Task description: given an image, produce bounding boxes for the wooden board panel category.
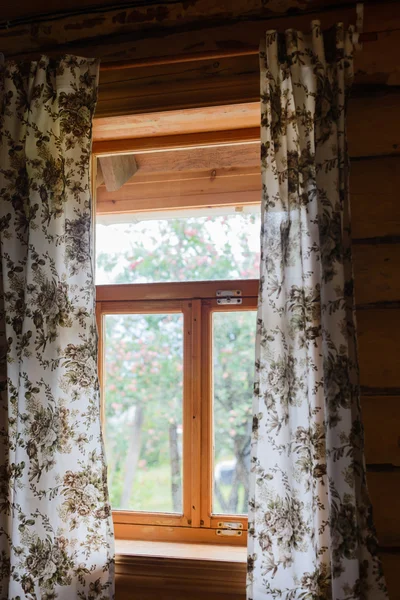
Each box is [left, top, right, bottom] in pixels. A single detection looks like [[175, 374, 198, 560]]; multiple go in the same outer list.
[[93, 103, 259, 141], [347, 91, 400, 159], [368, 472, 400, 547], [96, 169, 261, 213], [351, 156, 400, 240], [96, 55, 260, 117], [363, 396, 400, 465], [94, 28, 400, 118], [357, 309, 400, 390], [115, 548, 400, 600], [96, 142, 260, 175], [116, 553, 246, 600], [381, 552, 400, 600], [94, 90, 400, 165], [2, 1, 399, 65], [96, 59, 400, 120], [2, 0, 371, 26], [353, 244, 400, 305], [0, 2, 387, 57]]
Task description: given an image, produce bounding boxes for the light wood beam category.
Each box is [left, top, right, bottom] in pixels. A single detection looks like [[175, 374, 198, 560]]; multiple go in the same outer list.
[[98, 154, 138, 191]]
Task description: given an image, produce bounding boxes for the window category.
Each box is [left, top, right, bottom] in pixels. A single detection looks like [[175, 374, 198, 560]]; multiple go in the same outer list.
[[94, 122, 260, 544]]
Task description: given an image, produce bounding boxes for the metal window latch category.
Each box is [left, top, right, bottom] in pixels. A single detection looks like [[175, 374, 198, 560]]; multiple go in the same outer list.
[[216, 290, 242, 305], [216, 521, 243, 537]]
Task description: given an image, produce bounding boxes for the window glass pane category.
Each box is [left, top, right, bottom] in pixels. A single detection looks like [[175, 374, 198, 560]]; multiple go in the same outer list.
[[212, 310, 256, 515], [104, 313, 183, 513], [96, 207, 260, 285]]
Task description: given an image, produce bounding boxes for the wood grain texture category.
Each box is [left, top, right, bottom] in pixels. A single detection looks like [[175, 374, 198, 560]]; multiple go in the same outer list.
[[0, 1, 388, 60], [1, 0, 364, 27], [95, 61, 400, 119], [353, 244, 400, 305], [116, 553, 246, 599], [2, 2, 400, 119], [351, 156, 400, 240], [113, 543, 399, 600], [94, 91, 400, 160], [348, 91, 400, 158], [98, 154, 138, 191], [381, 552, 400, 600], [368, 472, 400, 547], [363, 396, 400, 465], [93, 103, 259, 141], [357, 309, 400, 389]]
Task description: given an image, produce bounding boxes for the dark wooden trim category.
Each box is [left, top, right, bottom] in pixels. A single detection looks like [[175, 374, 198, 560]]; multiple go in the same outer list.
[[356, 301, 400, 311], [361, 387, 400, 397], [380, 546, 400, 554], [353, 235, 400, 245], [366, 464, 400, 472]]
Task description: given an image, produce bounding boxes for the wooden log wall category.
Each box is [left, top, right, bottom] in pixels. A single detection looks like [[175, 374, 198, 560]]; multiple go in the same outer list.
[[1, 0, 400, 598]]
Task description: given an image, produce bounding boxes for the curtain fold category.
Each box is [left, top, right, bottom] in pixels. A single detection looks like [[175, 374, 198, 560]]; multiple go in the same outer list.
[[248, 23, 388, 599], [0, 55, 114, 599]]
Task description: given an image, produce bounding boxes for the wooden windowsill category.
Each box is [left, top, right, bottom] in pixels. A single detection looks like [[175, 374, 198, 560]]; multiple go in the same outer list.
[[115, 538, 247, 563]]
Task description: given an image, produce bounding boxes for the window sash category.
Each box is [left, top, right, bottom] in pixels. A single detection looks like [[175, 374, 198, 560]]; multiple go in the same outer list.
[[96, 283, 257, 544]]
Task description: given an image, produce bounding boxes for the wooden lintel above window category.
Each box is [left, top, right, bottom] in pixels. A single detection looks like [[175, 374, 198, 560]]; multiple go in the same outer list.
[[93, 103, 259, 144]]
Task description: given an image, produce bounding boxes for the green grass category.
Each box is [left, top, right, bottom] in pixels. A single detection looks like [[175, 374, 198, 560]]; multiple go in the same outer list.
[[110, 463, 180, 513], [109, 462, 247, 515]]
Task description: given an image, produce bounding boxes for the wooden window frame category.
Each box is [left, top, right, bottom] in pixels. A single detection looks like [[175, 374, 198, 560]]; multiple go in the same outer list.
[[93, 132, 260, 545], [96, 285, 258, 545]]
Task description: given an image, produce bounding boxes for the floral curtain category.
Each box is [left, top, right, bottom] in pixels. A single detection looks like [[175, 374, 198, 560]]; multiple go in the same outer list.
[[0, 56, 114, 598], [248, 23, 388, 599]]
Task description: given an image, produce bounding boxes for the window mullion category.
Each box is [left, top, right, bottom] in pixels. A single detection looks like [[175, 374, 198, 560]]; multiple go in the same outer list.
[[188, 299, 202, 528], [200, 300, 213, 529]]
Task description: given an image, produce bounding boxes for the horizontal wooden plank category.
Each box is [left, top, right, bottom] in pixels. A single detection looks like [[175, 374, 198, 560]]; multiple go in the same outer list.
[[354, 244, 400, 305], [96, 165, 261, 212], [2, 2, 399, 65], [94, 91, 400, 177], [96, 142, 259, 174], [116, 552, 246, 600], [114, 547, 400, 600], [115, 546, 400, 600], [368, 472, 400, 547], [351, 156, 400, 239], [93, 103, 259, 142], [96, 190, 260, 215], [93, 28, 400, 118], [358, 309, 400, 389], [363, 396, 400, 466], [347, 91, 400, 158], [0, 2, 389, 60], [1, 0, 370, 27]]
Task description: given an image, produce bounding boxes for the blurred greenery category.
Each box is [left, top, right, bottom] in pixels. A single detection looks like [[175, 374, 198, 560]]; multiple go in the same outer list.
[[98, 214, 259, 514]]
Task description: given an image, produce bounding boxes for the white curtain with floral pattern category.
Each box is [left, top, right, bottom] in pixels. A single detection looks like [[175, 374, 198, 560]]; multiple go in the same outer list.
[[0, 56, 114, 599], [248, 23, 389, 599]]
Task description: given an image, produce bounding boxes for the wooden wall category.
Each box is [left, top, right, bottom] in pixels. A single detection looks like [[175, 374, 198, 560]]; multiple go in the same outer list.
[[1, 0, 400, 598]]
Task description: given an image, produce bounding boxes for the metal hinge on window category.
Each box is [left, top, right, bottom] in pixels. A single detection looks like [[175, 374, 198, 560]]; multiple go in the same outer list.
[[216, 290, 242, 305], [216, 521, 243, 537]]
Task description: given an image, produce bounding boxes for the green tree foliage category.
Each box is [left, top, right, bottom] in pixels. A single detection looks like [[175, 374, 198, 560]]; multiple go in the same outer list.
[[97, 214, 259, 514]]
